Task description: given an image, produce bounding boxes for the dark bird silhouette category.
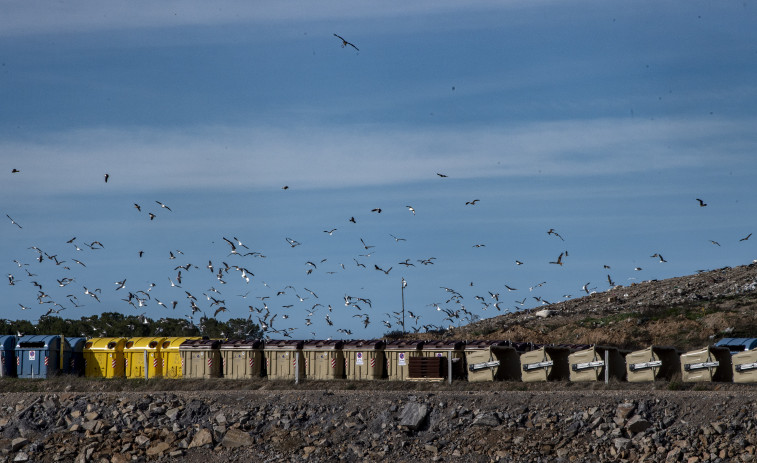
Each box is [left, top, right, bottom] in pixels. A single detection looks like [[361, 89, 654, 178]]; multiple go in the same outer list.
[[651, 253, 667, 263], [710, 240, 721, 246], [437, 173, 448, 178], [465, 199, 480, 205], [324, 228, 337, 235], [6, 214, 21, 229], [607, 274, 615, 286], [389, 234, 406, 242], [696, 198, 707, 207], [349, 217, 356, 223], [374, 264, 392, 275], [547, 228, 564, 241], [104, 173, 109, 183], [155, 200, 172, 211], [285, 237, 301, 248], [740, 233, 752, 242], [371, 208, 382, 213], [282, 185, 289, 190], [12, 169, 20, 173], [549, 252, 564, 266], [334, 33, 359, 51]]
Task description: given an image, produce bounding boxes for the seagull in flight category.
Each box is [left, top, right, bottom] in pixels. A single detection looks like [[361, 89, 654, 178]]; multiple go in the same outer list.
[[547, 228, 564, 241], [549, 252, 564, 266], [333, 33, 359, 51], [740, 233, 752, 242], [285, 237, 301, 247], [389, 234, 406, 242], [406, 206, 416, 215], [324, 228, 337, 235], [155, 201, 172, 211], [104, 173, 109, 183], [6, 214, 21, 228], [709, 240, 721, 246], [696, 198, 707, 207], [465, 199, 480, 206]]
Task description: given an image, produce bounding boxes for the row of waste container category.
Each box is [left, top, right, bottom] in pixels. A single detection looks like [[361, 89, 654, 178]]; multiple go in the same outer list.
[[2, 335, 757, 383]]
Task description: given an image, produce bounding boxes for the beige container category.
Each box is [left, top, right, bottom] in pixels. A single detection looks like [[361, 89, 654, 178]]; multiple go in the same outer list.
[[343, 340, 385, 380], [568, 346, 626, 382], [180, 339, 222, 379], [385, 340, 424, 381], [625, 346, 680, 382], [680, 346, 732, 383], [264, 340, 305, 380], [303, 340, 345, 380], [520, 346, 570, 382], [420, 340, 466, 379], [123, 337, 166, 379], [464, 340, 521, 382], [732, 349, 757, 383], [220, 339, 263, 379]]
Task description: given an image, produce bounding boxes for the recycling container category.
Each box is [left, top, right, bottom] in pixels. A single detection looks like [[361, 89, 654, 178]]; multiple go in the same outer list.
[[385, 340, 424, 381], [464, 340, 521, 382], [303, 340, 345, 380], [124, 337, 166, 379], [64, 337, 87, 376], [264, 340, 305, 380], [343, 340, 385, 380], [420, 340, 466, 379], [568, 345, 626, 382], [219, 339, 263, 379], [160, 337, 199, 378], [83, 338, 126, 378], [680, 345, 732, 383], [714, 337, 757, 352], [625, 346, 680, 382], [16, 335, 64, 378], [181, 339, 223, 379], [0, 335, 16, 378], [732, 348, 757, 383], [520, 345, 571, 382]]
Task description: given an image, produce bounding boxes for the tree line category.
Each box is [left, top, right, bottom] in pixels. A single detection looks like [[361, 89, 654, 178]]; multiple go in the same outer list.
[[0, 312, 261, 340]]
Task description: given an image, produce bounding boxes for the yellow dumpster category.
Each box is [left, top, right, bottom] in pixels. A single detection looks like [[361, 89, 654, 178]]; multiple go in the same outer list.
[[124, 337, 166, 379], [568, 345, 626, 382], [160, 337, 200, 378], [181, 339, 223, 379], [83, 337, 126, 378], [264, 340, 305, 380], [220, 339, 263, 379], [303, 340, 345, 380], [343, 340, 385, 380]]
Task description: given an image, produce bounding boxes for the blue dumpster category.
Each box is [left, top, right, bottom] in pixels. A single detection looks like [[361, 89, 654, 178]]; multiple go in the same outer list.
[[16, 335, 64, 378], [64, 337, 87, 376], [0, 335, 16, 377]]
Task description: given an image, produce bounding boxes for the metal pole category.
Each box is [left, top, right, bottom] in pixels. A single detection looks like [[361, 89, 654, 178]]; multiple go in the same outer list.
[[448, 350, 452, 385], [604, 350, 609, 384], [295, 354, 299, 385], [401, 278, 406, 335], [144, 350, 149, 380]]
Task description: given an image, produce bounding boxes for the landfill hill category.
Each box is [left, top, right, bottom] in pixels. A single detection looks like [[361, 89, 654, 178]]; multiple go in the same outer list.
[[411, 262, 757, 353]]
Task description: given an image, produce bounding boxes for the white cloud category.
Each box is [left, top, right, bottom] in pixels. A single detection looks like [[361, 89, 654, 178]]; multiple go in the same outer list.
[[3, 116, 753, 196]]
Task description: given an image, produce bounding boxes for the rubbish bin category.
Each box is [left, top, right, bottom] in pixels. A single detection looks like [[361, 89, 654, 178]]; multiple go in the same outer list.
[[714, 337, 757, 352], [0, 335, 16, 378], [64, 337, 87, 376], [385, 340, 424, 381], [520, 345, 571, 382], [464, 340, 521, 382], [124, 337, 166, 379], [303, 340, 345, 380], [732, 349, 757, 383], [568, 345, 626, 382], [625, 346, 680, 382], [16, 335, 65, 378], [160, 337, 200, 378], [83, 338, 126, 378], [680, 345, 733, 383], [420, 340, 466, 379], [219, 339, 263, 379], [181, 339, 223, 379], [264, 340, 305, 380], [343, 340, 385, 380]]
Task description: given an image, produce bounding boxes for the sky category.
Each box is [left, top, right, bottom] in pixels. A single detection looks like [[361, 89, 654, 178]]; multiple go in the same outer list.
[[2, 0, 757, 340]]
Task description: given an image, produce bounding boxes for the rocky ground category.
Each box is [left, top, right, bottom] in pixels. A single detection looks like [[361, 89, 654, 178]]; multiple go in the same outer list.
[[2, 263, 757, 462], [3, 388, 757, 462]]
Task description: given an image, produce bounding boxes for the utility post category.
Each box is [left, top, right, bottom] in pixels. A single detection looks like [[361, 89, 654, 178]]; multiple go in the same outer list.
[[401, 278, 407, 335]]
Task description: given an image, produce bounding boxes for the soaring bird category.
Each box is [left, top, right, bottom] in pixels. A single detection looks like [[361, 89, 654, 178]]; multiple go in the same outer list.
[[465, 199, 480, 205], [333, 33, 359, 51], [696, 198, 707, 207], [11, 168, 20, 173], [389, 234, 406, 242], [437, 173, 448, 178], [547, 229, 564, 241], [155, 200, 172, 211], [710, 240, 721, 246], [285, 237, 301, 247], [104, 173, 109, 183], [6, 214, 22, 229], [549, 252, 564, 266], [406, 206, 416, 215], [651, 253, 667, 263], [324, 228, 337, 235], [740, 233, 752, 242]]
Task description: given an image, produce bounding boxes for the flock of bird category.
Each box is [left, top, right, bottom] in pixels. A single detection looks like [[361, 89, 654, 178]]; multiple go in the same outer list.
[[5, 158, 752, 340], [3, 33, 754, 340]]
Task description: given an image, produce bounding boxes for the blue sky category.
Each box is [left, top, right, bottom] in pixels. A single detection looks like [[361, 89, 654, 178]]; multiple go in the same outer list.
[[2, 0, 756, 339]]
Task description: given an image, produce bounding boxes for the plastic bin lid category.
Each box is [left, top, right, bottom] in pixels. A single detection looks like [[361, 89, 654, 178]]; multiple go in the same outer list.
[[218, 339, 262, 349], [0, 335, 17, 349], [263, 340, 304, 350], [465, 340, 511, 350], [422, 340, 465, 350], [384, 340, 424, 350], [16, 335, 61, 349], [343, 340, 385, 350], [303, 340, 344, 350], [181, 339, 223, 349]]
